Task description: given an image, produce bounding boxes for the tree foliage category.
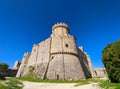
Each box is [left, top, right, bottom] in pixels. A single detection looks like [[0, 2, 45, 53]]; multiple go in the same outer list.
[[0, 63, 9, 80], [0, 63, 9, 70], [102, 40, 120, 83]]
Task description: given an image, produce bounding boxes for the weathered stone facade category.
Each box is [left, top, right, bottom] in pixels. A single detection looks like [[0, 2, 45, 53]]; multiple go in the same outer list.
[[16, 22, 95, 80], [13, 60, 21, 70], [94, 68, 107, 77]]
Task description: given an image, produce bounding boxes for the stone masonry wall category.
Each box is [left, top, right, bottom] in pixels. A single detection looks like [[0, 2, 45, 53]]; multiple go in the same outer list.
[[13, 60, 21, 70], [94, 68, 107, 77], [64, 54, 86, 80], [21, 44, 39, 77], [47, 54, 65, 80], [47, 30, 87, 80], [78, 48, 91, 78], [34, 38, 51, 79], [16, 53, 30, 77], [85, 54, 96, 77]]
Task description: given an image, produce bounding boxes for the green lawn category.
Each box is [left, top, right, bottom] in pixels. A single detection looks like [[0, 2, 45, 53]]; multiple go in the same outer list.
[[99, 80, 120, 89], [74, 78, 100, 86], [1, 77, 120, 89], [16, 77, 81, 83], [0, 78, 24, 89], [16, 77, 100, 85]]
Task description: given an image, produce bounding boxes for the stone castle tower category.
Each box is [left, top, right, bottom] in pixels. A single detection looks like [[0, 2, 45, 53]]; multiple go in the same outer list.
[[16, 22, 95, 80]]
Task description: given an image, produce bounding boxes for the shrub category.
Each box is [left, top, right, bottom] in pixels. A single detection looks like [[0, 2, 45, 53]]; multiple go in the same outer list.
[[0, 75, 6, 80], [102, 40, 120, 83]]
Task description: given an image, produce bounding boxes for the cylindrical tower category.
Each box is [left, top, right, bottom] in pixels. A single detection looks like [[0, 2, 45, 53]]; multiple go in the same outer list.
[[47, 22, 86, 80], [52, 22, 69, 36], [50, 22, 78, 55]]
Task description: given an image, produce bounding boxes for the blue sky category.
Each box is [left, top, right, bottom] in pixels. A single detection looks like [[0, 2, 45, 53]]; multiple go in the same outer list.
[[0, 0, 120, 68]]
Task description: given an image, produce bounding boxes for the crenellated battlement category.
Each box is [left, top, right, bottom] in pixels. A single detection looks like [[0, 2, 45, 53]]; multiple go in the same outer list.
[[52, 22, 69, 30], [52, 22, 70, 36]]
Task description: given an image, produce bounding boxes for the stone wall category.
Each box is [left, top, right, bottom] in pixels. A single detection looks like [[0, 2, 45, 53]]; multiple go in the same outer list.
[[34, 38, 51, 79], [85, 54, 96, 77], [64, 54, 86, 80], [13, 60, 21, 70], [47, 24, 87, 80], [16, 53, 30, 77], [47, 54, 65, 80], [78, 48, 91, 78], [94, 68, 107, 77], [27, 44, 39, 65], [0, 69, 17, 77]]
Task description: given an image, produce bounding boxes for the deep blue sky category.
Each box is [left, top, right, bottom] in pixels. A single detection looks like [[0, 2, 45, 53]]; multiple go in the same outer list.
[[0, 0, 120, 68]]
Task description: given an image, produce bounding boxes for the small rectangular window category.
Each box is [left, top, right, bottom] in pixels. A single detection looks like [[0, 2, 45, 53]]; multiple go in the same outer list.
[[65, 44, 68, 47]]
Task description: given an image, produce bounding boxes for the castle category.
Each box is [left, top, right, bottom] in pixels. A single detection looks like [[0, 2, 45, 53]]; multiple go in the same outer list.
[[16, 22, 98, 80]]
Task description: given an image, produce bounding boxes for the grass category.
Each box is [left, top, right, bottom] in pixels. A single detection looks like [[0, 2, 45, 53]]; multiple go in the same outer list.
[[0, 80, 5, 82], [99, 80, 120, 89], [74, 77, 100, 86], [2, 77, 120, 89], [2, 76, 120, 89], [0, 83, 6, 89], [15, 77, 100, 86], [16, 77, 80, 83], [0, 78, 24, 89]]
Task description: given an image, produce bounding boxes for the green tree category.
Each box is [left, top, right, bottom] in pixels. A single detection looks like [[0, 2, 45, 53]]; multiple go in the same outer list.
[[0, 63, 9, 69], [102, 40, 120, 83], [0, 63, 9, 80]]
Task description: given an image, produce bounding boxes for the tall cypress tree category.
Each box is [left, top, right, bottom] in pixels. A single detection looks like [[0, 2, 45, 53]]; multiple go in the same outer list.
[[102, 40, 120, 83]]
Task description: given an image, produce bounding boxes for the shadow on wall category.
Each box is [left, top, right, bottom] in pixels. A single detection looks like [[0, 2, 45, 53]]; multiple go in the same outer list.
[[77, 48, 91, 79]]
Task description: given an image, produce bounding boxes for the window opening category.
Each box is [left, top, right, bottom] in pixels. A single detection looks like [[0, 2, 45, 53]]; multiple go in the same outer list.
[[65, 44, 69, 47]]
